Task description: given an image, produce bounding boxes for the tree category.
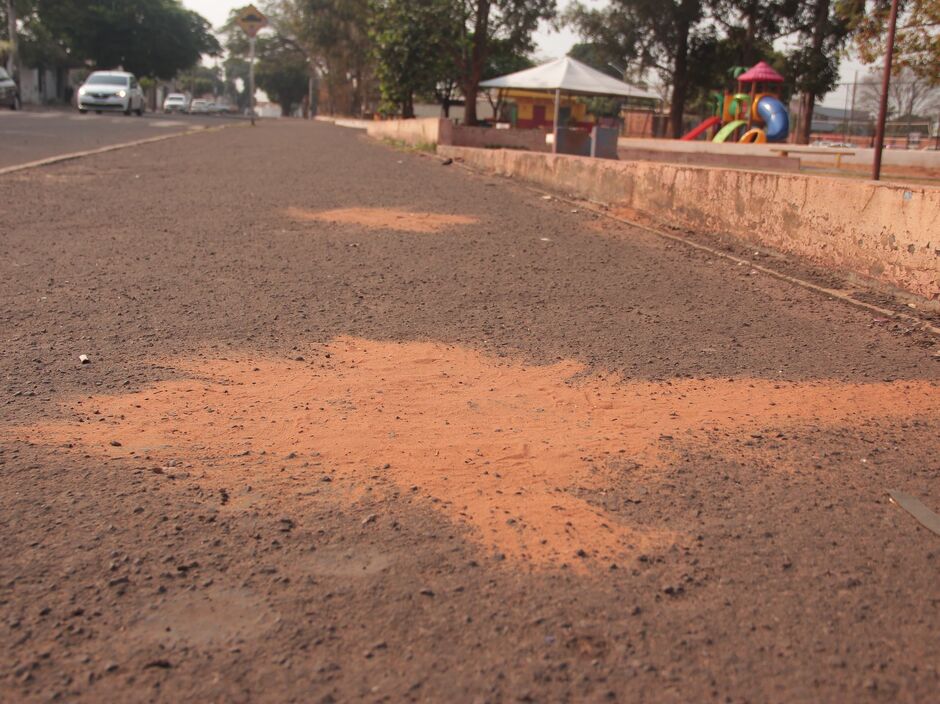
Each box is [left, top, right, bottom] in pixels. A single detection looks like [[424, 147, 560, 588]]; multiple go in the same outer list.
[[857, 66, 940, 118], [295, 0, 376, 115], [841, 0, 940, 86], [785, 0, 851, 143], [34, 0, 219, 79], [480, 37, 534, 119], [454, 0, 556, 125], [710, 0, 802, 65], [177, 64, 224, 98], [567, 0, 708, 138], [221, 7, 310, 116], [223, 56, 251, 110], [370, 0, 457, 117], [256, 37, 310, 115]]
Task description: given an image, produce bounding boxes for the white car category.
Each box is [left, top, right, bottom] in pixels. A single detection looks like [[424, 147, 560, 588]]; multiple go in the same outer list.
[[189, 99, 210, 114], [163, 93, 190, 113], [77, 71, 145, 115]]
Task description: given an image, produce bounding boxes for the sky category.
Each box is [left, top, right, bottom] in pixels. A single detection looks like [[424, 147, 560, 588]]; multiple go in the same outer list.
[[182, 0, 868, 108], [182, 0, 595, 59]]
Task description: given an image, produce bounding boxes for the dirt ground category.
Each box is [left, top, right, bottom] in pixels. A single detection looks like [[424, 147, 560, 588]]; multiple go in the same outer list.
[[1, 121, 938, 703]]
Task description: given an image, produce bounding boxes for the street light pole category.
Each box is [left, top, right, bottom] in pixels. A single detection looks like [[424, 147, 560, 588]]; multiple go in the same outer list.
[[872, 0, 900, 181], [249, 35, 256, 127]]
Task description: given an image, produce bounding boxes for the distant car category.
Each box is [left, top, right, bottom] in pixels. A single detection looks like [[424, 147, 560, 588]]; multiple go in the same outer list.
[[77, 71, 145, 115], [163, 93, 190, 113], [207, 102, 230, 115], [189, 99, 210, 114], [0, 67, 19, 110]]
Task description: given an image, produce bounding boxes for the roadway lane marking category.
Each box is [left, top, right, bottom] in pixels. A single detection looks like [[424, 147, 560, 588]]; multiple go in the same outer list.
[[0, 123, 244, 175], [0, 111, 59, 118], [149, 121, 186, 128]]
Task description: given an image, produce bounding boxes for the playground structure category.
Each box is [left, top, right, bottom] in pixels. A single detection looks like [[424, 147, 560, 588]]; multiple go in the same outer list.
[[682, 61, 790, 144]]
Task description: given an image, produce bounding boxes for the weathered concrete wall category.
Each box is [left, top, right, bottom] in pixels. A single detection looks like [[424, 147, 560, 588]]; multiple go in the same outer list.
[[438, 145, 940, 303], [618, 137, 940, 169], [448, 125, 549, 152], [617, 147, 800, 172], [366, 117, 443, 146]]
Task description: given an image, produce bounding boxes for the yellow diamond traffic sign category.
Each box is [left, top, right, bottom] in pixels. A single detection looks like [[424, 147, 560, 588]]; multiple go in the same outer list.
[[237, 4, 268, 38]]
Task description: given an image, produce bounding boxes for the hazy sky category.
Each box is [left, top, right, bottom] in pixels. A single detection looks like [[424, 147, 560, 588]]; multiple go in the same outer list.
[[181, 0, 591, 59], [182, 0, 866, 108]]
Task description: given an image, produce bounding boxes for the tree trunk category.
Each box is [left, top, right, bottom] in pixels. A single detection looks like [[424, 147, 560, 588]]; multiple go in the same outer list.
[[5, 0, 18, 80], [797, 0, 830, 144], [798, 92, 816, 144], [462, 0, 491, 126], [744, 0, 757, 64], [668, 13, 692, 138], [402, 92, 414, 119]]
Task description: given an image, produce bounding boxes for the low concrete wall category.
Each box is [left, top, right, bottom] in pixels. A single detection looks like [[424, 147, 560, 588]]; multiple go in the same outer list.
[[438, 145, 940, 303], [448, 125, 549, 152], [618, 137, 940, 169], [617, 147, 800, 172], [366, 117, 443, 146]]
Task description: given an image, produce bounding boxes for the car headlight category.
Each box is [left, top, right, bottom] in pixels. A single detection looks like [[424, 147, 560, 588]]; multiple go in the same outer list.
[[78, 86, 87, 96], [116, 90, 127, 98]]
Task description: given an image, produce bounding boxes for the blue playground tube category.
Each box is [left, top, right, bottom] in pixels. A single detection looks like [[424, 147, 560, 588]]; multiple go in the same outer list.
[[756, 96, 789, 142]]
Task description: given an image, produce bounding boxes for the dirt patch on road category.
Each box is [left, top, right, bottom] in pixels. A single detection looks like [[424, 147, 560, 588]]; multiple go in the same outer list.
[[128, 586, 277, 648], [285, 206, 478, 233], [8, 336, 938, 569]]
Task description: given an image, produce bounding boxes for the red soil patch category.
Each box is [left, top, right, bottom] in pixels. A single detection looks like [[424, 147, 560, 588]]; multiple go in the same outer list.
[[285, 206, 478, 233], [8, 337, 938, 568]]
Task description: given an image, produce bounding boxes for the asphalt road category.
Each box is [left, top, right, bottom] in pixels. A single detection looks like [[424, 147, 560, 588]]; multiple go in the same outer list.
[[1, 121, 938, 703], [0, 108, 239, 168]]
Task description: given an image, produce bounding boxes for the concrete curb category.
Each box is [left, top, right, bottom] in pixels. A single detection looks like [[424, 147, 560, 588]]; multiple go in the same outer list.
[[441, 154, 940, 338], [0, 123, 243, 176]]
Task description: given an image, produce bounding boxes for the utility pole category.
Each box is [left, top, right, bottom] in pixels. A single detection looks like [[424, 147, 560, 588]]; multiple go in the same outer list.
[[236, 5, 267, 128], [872, 0, 899, 181], [249, 35, 256, 126]]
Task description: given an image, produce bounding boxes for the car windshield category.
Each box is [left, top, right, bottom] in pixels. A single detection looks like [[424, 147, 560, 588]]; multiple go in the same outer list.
[[167, 95, 184, 101], [86, 75, 128, 86]]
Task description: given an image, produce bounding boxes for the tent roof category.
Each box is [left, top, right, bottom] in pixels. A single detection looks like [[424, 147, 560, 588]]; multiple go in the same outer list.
[[479, 56, 660, 100], [737, 61, 784, 83]]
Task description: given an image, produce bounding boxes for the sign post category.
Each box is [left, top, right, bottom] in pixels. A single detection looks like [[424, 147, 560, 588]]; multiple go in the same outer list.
[[236, 5, 268, 127]]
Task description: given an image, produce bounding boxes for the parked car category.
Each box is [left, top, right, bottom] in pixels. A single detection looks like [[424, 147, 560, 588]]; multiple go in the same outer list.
[[0, 67, 19, 110], [189, 99, 210, 114], [207, 102, 231, 115], [163, 93, 190, 113], [77, 71, 145, 115]]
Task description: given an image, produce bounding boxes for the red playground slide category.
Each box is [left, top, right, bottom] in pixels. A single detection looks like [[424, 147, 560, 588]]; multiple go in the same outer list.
[[680, 116, 720, 141]]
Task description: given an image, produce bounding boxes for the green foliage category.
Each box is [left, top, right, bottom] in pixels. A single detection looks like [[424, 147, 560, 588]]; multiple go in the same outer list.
[[454, 0, 557, 124], [482, 37, 535, 79], [177, 64, 225, 98], [257, 0, 373, 115], [784, 0, 850, 99], [566, 0, 708, 136], [568, 43, 625, 79], [839, 0, 940, 86], [256, 39, 310, 116], [32, 0, 219, 78], [222, 56, 251, 110], [370, 0, 458, 117]]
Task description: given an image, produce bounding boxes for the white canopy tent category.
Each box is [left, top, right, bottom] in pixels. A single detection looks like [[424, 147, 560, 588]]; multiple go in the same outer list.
[[479, 56, 660, 153]]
